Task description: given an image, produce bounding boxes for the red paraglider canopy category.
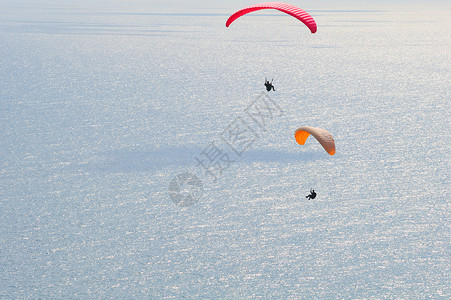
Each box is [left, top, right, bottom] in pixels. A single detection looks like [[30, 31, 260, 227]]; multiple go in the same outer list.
[[226, 2, 317, 33]]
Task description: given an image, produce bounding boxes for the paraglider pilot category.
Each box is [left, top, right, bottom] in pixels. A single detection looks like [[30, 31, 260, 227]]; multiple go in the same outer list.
[[306, 189, 316, 200], [264, 78, 275, 91]]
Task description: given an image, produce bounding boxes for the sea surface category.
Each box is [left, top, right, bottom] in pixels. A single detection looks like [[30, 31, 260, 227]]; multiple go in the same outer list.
[[0, 0, 449, 298]]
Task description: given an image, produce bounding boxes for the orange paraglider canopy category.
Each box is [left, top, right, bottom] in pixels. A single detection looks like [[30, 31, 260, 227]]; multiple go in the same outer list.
[[295, 126, 335, 155]]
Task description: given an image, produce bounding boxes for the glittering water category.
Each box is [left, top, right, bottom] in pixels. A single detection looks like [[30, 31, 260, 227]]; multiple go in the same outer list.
[[0, 0, 449, 298]]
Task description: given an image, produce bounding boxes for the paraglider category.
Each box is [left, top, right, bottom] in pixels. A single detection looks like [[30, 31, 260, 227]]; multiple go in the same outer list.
[[306, 189, 316, 200], [264, 78, 275, 91], [226, 2, 317, 34], [294, 126, 335, 155]]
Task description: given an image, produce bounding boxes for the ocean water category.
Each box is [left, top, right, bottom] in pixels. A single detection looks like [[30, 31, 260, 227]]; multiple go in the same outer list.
[[0, 0, 449, 298]]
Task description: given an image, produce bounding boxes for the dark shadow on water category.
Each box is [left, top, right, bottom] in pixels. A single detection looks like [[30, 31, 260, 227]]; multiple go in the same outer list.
[[85, 146, 203, 174], [241, 149, 324, 164], [79, 146, 325, 174]]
